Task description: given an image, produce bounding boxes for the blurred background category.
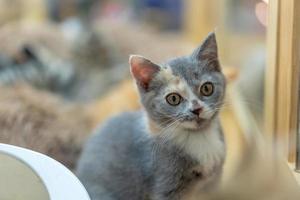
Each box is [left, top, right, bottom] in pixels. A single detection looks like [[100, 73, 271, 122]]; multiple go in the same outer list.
[[0, 0, 267, 174]]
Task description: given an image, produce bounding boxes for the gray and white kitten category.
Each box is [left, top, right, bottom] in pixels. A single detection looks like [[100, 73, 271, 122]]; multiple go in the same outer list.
[[76, 32, 226, 200]]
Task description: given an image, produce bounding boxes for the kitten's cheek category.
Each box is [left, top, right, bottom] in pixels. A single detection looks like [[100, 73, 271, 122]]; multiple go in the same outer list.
[[200, 108, 214, 119]]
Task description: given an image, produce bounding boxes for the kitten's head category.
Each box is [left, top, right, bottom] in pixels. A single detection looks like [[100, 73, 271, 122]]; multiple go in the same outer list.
[[130, 32, 226, 132]]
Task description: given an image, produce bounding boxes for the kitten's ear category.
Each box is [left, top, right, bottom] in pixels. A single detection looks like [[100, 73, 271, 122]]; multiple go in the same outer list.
[[191, 32, 220, 71], [130, 55, 160, 90]]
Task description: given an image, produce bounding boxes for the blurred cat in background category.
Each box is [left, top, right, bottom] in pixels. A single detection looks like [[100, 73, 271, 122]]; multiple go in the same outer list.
[[0, 84, 92, 168], [0, 22, 125, 101]]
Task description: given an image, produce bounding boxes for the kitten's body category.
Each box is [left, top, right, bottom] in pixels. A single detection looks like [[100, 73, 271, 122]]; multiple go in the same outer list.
[[77, 111, 225, 200], [77, 33, 226, 199]]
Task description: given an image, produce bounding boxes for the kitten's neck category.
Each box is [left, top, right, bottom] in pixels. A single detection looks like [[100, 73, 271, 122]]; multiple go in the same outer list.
[[145, 115, 225, 166], [145, 114, 218, 137], [171, 121, 225, 171]]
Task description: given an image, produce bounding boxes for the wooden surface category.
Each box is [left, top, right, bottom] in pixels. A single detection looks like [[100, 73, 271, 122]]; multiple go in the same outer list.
[[264, 0, 300, 162], [264, 0, 279, 141]]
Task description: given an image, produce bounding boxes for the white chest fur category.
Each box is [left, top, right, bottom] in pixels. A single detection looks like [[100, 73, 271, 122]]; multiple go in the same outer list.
[[172, 122, 226, 175]]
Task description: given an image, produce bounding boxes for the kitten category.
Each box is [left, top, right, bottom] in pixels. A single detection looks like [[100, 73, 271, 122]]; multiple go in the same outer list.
[[77, 32, 226, 200]]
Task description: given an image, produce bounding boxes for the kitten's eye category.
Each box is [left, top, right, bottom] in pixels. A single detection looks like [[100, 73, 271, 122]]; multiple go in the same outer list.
[[166, 93, 182, 106], [200, 82, 214, 96]]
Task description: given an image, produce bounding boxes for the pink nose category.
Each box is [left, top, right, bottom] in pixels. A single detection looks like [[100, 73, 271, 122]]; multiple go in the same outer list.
[[191, 108, 202, 115]]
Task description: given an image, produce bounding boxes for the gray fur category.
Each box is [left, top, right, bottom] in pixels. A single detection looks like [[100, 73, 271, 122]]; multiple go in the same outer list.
[[76, 32, 226, 200]]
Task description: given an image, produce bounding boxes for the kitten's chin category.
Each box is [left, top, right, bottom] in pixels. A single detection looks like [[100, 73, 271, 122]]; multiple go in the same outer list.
[[180, 119, 211, 132]]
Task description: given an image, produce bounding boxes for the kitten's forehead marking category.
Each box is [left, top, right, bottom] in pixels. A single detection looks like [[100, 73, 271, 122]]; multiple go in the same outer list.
[[159, 65, 199, 100], [158, 65, 185, 93], [158, 65, 176, 81]]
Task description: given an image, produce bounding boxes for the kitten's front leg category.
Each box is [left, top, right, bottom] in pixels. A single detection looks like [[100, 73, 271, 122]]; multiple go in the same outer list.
[[151, 165, 223, 200], [150, 170, 195, 200], [151, 184, 183, 200]]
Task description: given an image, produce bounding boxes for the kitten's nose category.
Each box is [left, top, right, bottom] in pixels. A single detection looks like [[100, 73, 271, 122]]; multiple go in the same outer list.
[[190, 108, 202, 116]]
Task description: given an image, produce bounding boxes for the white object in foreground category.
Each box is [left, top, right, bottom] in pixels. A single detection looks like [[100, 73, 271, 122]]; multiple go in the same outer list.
[[0, 143, 90, 200]]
